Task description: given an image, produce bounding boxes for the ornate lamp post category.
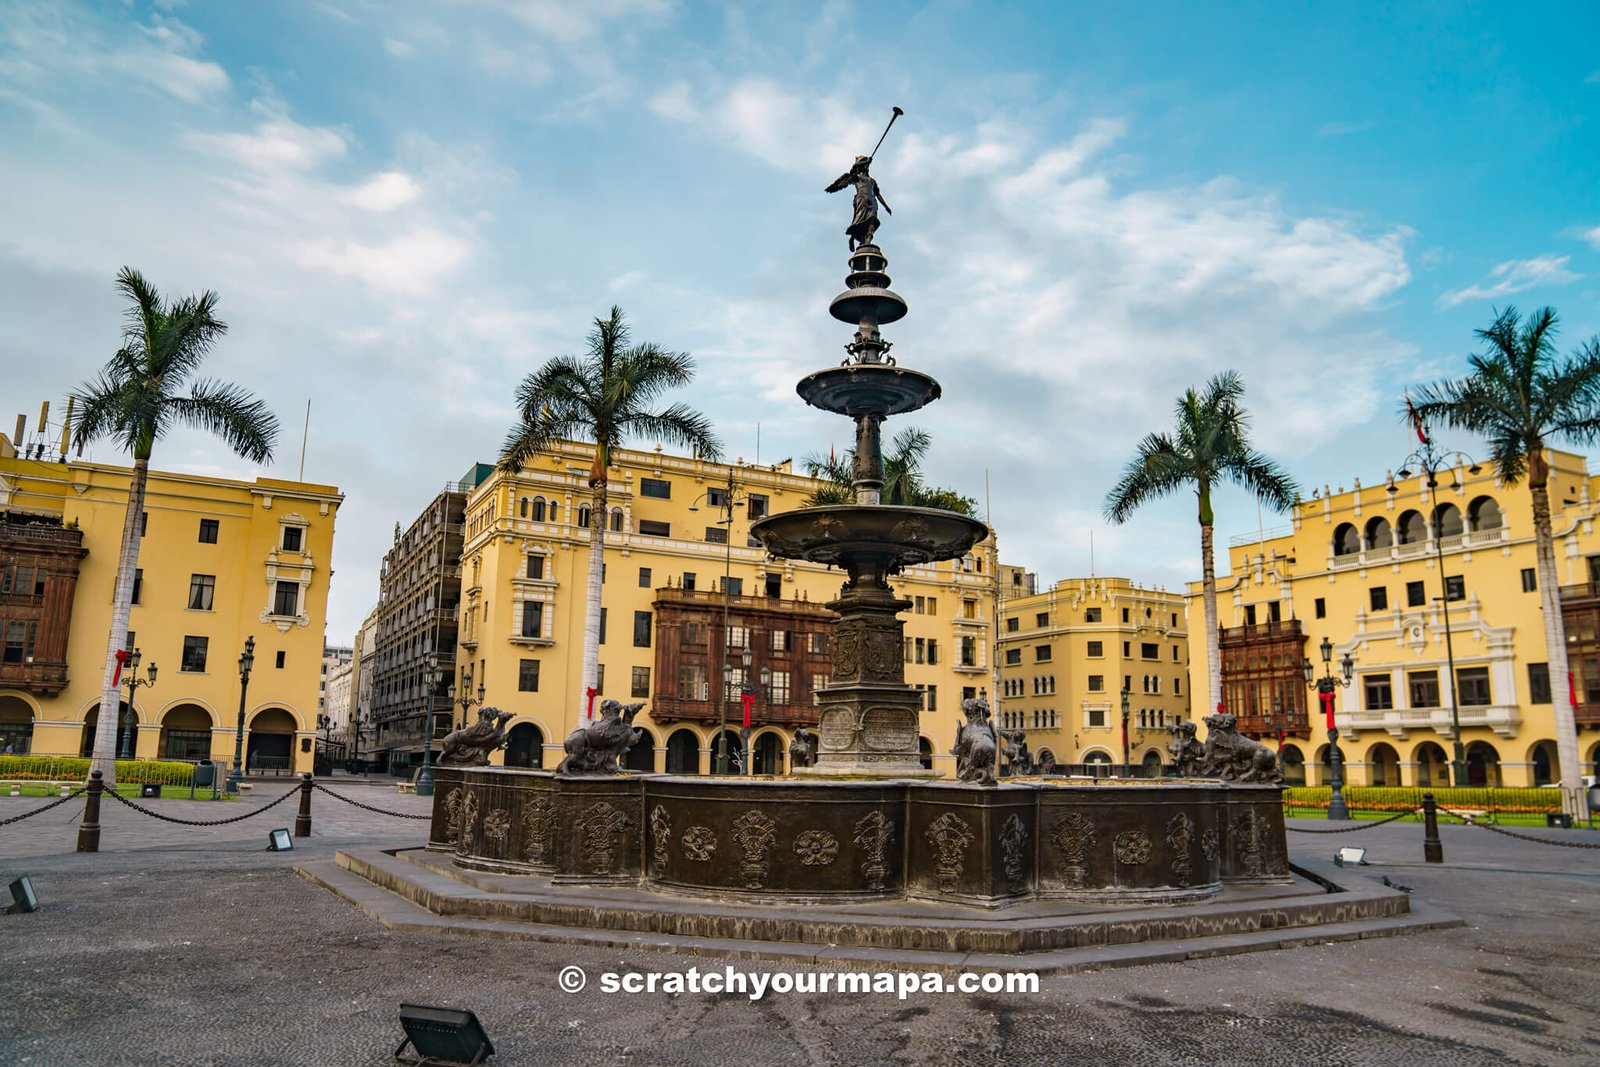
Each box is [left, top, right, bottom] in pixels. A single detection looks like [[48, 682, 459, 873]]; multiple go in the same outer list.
[[226, 636, 255, 794], [690, 469, 742, 775], [418, 652, 440, 797], [1388, 442, 1479, 786], [351, 713, 368, 773], [119, 647, 156, 760], [449, 668, 487, 729], [1119, 682, 1131, 770], [732, 641, 770, 774], [1304, 636, 1355, 820]]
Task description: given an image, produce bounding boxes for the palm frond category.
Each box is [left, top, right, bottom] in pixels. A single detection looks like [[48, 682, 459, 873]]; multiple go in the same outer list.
[[166, 379, 279, 463]]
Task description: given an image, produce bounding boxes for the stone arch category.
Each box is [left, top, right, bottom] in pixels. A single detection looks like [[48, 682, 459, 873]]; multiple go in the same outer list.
[[1465, 740, 1501, 787], [1365, 516, 1393, 550], [1367, 741, 1401, 786], [919, 736, 934, 770], [0, 693, 37, 754], [79, 700, 138, 758], [1280, 743, 1306, 785], [577, 505, 591, 529], [1034, 747, 1056, 773], [160, 703, 215, 761], [710, 729, 743, 775], [665, 727, 700, 774], [1432, 502, 1463, 538], [1333, 522, 1360, 556], [750, 730, 784, 775], [1082, 748, 1115, 769], [1468, 495, 1502, 532], [1587, 738, 1600, 780], [608, 507, 624, 533], [245, 707, 298, 771], [1397, 510, 1427, 545], [625, 725, 657, 772], [1412, 740, 1450, 787], [505, 722, 545, 768], [1526, 738, 1560, 787], [1139, 748, 1164, 777]]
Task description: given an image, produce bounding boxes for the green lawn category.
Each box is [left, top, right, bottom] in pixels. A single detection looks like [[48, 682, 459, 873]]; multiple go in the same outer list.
[[4, 783, 230, 800]]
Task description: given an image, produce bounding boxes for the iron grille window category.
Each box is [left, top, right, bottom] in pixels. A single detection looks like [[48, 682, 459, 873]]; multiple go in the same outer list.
[[1086, 641, 1102, 657], [640, 477, 671, 499], [704, 526, 727, 544]]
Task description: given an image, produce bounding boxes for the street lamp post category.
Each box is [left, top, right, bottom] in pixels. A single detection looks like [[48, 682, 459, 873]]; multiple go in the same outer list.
[[690, 469, 742, 776], [351, 713, 367, 773], [119, 647, 156, 760], [1119, 683, 1131, 770], [226, 636, 255, 794], [1304, 636, 1355, 820], [418, 652, 440, 797], [449, 669, 487, 729], [1390, 441, 1480, 787]]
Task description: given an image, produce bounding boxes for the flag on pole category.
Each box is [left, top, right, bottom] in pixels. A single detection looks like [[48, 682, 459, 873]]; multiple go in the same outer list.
[[1405, 392, 1430, 446]]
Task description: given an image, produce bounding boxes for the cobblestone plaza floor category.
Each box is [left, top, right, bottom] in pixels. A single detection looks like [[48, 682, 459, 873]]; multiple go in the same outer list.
[[2, 780, 1597, 1066]]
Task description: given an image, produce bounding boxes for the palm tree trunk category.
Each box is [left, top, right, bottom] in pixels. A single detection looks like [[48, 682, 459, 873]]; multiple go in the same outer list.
[[91, 457, 149, 786], [580, 475, 606, 721], [1529, 459, 1587, 818], [1200, 518, 1221, 719]]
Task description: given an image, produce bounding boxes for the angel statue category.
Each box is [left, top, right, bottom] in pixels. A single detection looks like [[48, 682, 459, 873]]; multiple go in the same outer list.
[[826, 155, 893, 251]]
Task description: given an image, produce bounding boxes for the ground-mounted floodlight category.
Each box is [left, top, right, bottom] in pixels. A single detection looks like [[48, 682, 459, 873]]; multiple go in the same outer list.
[[1334, 847, 1366, 867], [395, 1003, 494, 1065], [268, 828, 294, 851], [6, 875, 39, 914]]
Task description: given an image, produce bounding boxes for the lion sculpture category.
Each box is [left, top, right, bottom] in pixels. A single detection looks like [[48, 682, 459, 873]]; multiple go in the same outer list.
[[1166, 721, 1206, 778], [557, 699, 645, 775], [1200, 712, 1283, 785]]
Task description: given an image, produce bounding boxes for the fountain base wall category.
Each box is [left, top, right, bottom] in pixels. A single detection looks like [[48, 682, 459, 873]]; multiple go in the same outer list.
[[429, 768, 1288, 907]]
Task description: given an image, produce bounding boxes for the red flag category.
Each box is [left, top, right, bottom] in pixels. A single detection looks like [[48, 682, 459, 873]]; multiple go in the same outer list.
[[1405, 393, 1430, 447]]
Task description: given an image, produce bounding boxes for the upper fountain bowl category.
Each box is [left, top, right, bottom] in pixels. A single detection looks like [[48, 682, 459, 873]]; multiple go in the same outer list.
[[751, 504, 988, 570], [798, 365, 941, 418]]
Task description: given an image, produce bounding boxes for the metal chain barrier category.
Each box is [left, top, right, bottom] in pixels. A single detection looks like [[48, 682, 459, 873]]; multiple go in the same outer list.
[[1286, 807, 1423, 834], [311, 782, 431, 820], [99, 782, 300, 825], [0, 787, 88, 827], [1436, 807, 1600, 850]]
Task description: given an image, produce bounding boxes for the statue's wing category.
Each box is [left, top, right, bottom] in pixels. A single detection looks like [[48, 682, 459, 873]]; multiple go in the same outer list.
[[825, 172, 852, 193]]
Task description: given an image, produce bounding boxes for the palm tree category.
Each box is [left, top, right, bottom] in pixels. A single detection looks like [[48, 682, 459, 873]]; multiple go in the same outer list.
[[801, 427, 978, 515], [1410, 306, 1600, 819], [500, 306, 722, 725], [1104, 371, 1298, 719], [71, 267, 279, 786]]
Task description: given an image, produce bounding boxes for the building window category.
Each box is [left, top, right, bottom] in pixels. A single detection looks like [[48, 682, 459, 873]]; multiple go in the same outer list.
[[526, 555, 545, 579], [959, 635, 977, 667], [181, 636, 209, 673], [726, 624, 748, 649], [638, 567, 652, 588], [1369, 586, 1388, 611], [914, 596, 925, 614], [682, 572, 696, 591], [1407, 670, 1440, 708], [707, 486, 730, 509], [719, 576, 742, 596], [198, 519, 218, 543], [1086, 640, 1103, 657], [1006, 617, 1018, 632], [1122, 608, 1131, 623], [273, 580, 299, 617], [631, 666, 651, 698], [704, 526, 728, 544], [595, 664, 605, 694], [139, 511, 148, 536], [131, 567, 143, 605], [1315, 598, 1326, 619], [1004, 648, 1021, 666], [1088, 674, 1104, 692], [1035, 645, 1051, 663], [1360, 672, 1393, 710], [925, 639, 938, 665], [187, 574, 215, 611], [963, 599, 977, 620], [1085, 608, 1101, 623], [1174, 677, 1181, 696], [1138, 642, 1156, 659], [1035, 611, 1049, 627], [640, 477, 671, 499], [677, 663, 707, 700], [609, 509, 624, 533], [810, 632, 829, 655], [1445, 575, 1465, 601], [1087, 708, 1106, 728], [1456, 666, 1491, 706], [767, 669, 791, 703], [521, 601, 543, 638], [2, 622, 35, 664], [633, 610, 652, 648], [770, 629, 790, 652], [747, 494, 768, 520], [1406, 580, 1425, 607], [519, 659, 540, 692], [598, 607, 607, 643], [1522, 568, 1537, 593], [281, 526, 303, 552], [636, 519, 670, 537], [1244, 604, 1256, 627], [925, 598, 937, 616], [1527, 662, 1551, 704]]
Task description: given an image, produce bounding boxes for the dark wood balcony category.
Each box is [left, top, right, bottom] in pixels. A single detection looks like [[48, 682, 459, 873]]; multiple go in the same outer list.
[[649, 694, 820, 728]]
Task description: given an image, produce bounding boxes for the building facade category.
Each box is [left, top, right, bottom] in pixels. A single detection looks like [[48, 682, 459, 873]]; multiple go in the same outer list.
[[449, 441, 997, 778], [0, 432, 341, 773], [996, 576, 1191, 770], [1189, 448, 1600, 789]]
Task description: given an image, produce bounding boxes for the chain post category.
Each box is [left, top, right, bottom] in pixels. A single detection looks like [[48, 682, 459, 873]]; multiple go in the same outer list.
[[1422, 791, 1443, 864], [77, 770, 104, 853], [295, 772, 313, 837]]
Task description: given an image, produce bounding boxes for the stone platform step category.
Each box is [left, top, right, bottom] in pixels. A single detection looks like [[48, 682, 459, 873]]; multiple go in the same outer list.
[[294, 848, 1460, 971]]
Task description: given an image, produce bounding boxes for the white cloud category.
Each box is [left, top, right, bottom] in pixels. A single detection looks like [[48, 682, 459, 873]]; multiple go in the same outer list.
[[482, 0, 672, 44], [1581, 226, 1600, 251], [0, 3, 229, 104], [297, 228, 470, 294], [1437, 255, 1580, 308], [345, 171, 422, 212], [383, 37, 414, 58], [190, 115, 347, 171], [649, 80, 697, 123]]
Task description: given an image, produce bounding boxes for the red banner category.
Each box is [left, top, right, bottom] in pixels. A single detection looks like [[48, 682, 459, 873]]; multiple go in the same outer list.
[[585, 686, 598, 719], [741, 693, 755, 729], [113, 648, 131, 687], [1320, 690, 1335, 731]]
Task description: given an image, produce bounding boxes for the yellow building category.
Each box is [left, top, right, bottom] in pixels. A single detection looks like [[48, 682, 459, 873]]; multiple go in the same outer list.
[[0, 431, 342, 774], [995, 576, 1191, 771], [451, 441, 996, 777], [1188, 448, 1600, 789]]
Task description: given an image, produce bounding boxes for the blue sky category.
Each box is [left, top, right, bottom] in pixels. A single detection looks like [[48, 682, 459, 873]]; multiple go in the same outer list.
[[2, 1, 1597, 639]]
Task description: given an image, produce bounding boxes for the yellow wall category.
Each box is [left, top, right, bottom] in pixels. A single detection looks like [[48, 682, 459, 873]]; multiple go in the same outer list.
[[1187, 449, 1600, 788], [455, 442, 996, 777], [997, 576, 1191, 767], [0, 446, 341, 774]]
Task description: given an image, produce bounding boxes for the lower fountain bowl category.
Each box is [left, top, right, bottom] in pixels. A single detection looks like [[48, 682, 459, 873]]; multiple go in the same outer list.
[[751, 505, 988, 569]]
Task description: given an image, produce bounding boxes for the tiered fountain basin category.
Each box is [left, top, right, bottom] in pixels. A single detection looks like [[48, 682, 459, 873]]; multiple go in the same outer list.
[[428, 767, 1289, 909]]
